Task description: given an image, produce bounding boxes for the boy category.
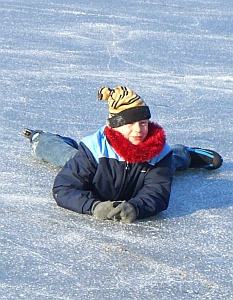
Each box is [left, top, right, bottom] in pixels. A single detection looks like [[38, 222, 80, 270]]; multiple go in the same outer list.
[[23, 86, 222, 223]]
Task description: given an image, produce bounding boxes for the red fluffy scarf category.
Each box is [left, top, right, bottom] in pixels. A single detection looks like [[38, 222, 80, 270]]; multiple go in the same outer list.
[[104, 122, 166, 163]]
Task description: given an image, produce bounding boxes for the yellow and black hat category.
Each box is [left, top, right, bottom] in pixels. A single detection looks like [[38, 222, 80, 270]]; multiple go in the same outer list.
[[98, 86, 151, 128]]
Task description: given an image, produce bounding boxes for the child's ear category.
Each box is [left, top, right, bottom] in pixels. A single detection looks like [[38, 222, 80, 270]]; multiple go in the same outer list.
[[106, 121, 111, 128]]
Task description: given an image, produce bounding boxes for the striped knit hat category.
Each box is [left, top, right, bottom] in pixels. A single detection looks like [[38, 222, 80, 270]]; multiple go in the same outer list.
[[98, 86, 151, 128]]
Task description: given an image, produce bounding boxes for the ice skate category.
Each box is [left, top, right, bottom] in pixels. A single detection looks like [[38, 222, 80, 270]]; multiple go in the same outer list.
[[187, 147, 223, 170], [23, 128, 43, 142]]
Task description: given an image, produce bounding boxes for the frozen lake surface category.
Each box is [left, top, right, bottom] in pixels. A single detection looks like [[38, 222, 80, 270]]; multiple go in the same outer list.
[[1, 0, 232, 299]]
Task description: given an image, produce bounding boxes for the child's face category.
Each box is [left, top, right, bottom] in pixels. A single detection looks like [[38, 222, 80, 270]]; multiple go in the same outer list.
[[113, 120, 149, 145]]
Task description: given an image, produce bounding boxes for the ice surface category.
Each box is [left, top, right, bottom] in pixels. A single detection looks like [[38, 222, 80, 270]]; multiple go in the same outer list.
[[1, 0, 232, 299]]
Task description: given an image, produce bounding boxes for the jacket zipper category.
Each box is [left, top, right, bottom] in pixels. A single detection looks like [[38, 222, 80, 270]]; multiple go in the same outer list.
[[115, 161, 130, 199]]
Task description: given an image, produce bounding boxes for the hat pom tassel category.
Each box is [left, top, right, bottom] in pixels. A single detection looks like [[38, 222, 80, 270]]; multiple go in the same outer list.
[[98, 87, 112, 101]]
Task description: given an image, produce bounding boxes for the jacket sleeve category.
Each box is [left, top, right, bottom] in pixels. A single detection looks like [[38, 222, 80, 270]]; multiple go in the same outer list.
[[128, 152, 173, 219], [52, 142, 99, 215]]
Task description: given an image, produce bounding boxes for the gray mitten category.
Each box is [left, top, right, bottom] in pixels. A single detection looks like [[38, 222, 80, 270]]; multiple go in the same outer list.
[[92, 201, 122, 220], [107, 201, 137, 223]]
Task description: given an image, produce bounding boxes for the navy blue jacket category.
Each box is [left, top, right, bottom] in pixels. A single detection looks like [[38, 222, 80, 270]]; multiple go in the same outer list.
[[53, 123, 173, 219]]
